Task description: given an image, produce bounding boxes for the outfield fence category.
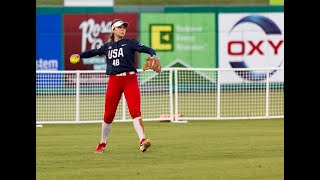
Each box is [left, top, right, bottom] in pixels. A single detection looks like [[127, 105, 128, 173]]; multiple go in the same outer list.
[[36, 68, 284, 124]]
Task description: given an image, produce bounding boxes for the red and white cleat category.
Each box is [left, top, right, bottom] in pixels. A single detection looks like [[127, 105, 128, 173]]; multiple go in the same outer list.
[[140, 138, 151, 152], [94, 142, 107, 153]]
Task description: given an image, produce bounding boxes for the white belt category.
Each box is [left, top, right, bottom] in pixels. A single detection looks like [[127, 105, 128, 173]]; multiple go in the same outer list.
[[115, 71, 135, 76]]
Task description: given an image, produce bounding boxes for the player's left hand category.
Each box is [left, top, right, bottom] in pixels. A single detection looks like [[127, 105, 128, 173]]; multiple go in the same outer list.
[[143, 55, 161, 73]]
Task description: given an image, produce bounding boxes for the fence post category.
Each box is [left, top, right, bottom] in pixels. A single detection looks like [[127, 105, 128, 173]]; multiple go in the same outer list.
[[169, 69, 174, 122], [266, 68, 270, 118], [75, 71, 80, 123], [174, 69, 178, 122], [122, 94, 126, 121], [217, 69, 221, 119]]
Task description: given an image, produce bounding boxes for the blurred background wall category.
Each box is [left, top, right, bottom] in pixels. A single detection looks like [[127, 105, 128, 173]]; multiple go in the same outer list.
[[36, 0, 284, 74]]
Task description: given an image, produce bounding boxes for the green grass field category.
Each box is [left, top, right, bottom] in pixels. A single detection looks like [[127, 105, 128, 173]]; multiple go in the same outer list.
[[36, 118, 284, 180]]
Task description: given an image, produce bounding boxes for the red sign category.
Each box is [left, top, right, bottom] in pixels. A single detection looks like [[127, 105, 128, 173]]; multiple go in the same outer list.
[[64, 13, 138, 70]]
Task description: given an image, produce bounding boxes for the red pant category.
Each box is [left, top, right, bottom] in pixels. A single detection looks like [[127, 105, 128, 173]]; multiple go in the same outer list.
[[103, 73, 141, 123]]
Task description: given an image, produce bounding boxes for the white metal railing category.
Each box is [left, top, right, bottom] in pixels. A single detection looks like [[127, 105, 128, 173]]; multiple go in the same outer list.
[[36, 67, 284, 124]]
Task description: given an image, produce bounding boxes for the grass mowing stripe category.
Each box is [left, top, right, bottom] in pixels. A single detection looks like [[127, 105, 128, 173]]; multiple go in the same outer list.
[[37, 119, 283, 179]]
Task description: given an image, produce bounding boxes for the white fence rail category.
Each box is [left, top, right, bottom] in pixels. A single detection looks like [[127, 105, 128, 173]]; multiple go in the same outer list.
[[36, 68, 284, 124]]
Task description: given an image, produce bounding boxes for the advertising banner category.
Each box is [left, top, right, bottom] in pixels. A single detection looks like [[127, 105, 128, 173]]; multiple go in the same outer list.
[[36, 14, 63, 71], [64, 13, 138, 71], [140, 13, 216, 69], [218, 13, 284, 83]]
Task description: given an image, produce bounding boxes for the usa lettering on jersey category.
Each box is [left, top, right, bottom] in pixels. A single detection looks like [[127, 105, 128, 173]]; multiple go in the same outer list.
[[108, 48, 124, 66]]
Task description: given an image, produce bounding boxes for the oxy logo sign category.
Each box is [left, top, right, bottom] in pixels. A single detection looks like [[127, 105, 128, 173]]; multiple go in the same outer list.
[[150, 24, 174, 51], [226, 14, 284, 81]]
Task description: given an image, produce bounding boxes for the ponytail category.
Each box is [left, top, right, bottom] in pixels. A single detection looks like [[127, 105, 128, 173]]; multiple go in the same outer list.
[[108, 32, 114, 42]]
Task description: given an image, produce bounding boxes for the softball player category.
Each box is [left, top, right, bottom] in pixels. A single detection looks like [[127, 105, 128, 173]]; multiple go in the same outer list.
[[70, 19, 159, 153]]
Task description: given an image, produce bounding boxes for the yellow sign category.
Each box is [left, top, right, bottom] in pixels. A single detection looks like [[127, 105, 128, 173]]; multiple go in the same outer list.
[[150, 24, 174, 51]]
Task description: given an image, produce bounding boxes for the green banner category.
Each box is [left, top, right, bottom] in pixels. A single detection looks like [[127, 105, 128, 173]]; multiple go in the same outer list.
[[270, 0, 284, 5], [140, 13, 216, 68]]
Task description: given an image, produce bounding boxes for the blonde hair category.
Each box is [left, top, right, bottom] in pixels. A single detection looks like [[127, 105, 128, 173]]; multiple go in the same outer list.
[[107, 32, 114, 42]]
